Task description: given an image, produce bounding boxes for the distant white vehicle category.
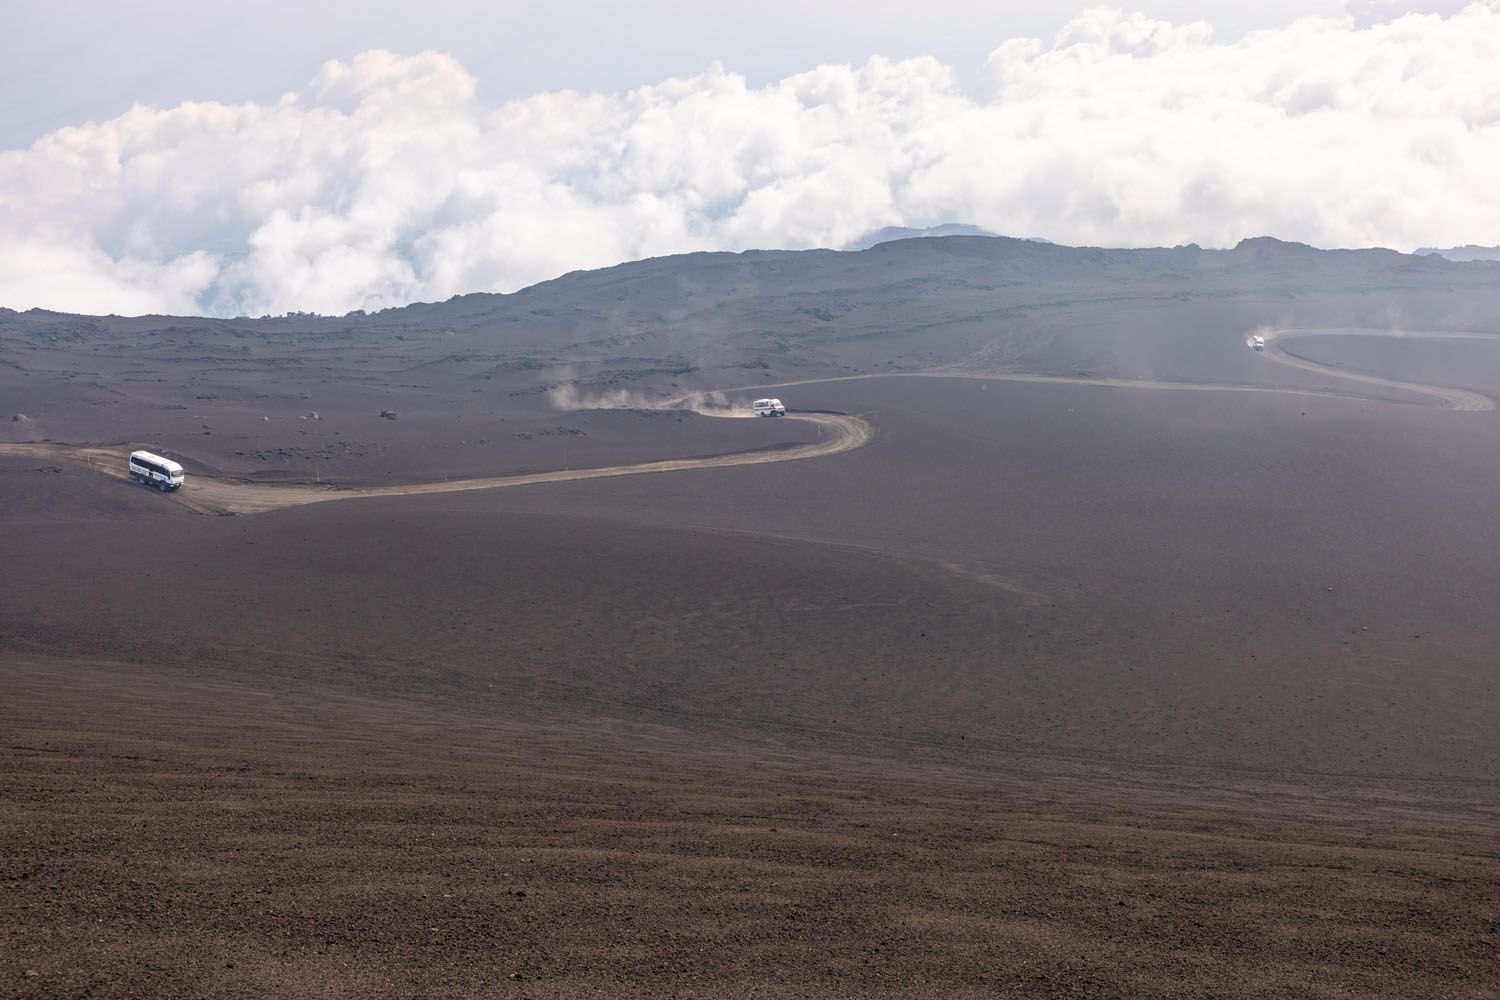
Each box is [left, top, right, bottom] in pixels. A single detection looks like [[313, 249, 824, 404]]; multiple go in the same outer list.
[[128, 450, 185, 491], [1250, 334, 1266, 351], [753, 397, 786, 417]]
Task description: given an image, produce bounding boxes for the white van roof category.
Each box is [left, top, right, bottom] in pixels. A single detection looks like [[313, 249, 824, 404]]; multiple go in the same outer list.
[[130, 450, 184, 474]]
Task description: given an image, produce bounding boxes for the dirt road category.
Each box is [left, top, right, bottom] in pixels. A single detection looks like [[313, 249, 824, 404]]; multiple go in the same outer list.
[[0, 411, 871, 515], [1257, 327, 1496, 411], [723, 329, 1500, 411], [6, 327, 1490, 516]]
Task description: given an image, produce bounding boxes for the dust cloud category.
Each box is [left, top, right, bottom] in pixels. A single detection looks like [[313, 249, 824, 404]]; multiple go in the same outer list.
[[548, 377, 746, 417]]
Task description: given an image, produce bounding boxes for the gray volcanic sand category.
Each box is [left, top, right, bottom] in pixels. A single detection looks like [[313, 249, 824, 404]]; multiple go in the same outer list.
[[5, 372, 1500, 998], [5, 239, 1500, 996]]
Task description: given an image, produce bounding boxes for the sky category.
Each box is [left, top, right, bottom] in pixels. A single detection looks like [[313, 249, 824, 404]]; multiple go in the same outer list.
[[0, 0, 1491, 316]]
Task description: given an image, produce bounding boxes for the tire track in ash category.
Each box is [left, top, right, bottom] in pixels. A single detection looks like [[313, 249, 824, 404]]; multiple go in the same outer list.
[[0, 411, 871, 516]]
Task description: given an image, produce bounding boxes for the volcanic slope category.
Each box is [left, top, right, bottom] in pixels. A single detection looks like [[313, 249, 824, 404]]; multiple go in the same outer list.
[[5, 237, 1500, 998], [5, 235, 1500, 488], [7, 370, 1500, 998]]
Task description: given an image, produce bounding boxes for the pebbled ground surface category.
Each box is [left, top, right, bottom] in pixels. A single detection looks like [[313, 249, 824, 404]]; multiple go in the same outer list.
[[5, 658, 1497, 1000]]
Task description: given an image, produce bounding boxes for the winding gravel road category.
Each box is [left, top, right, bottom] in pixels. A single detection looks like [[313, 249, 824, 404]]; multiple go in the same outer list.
[[5, 326, 1491, 515], [1257, 327, 1496, 411], [726, 327, 1499, 412], [0, 411, 871, 516]]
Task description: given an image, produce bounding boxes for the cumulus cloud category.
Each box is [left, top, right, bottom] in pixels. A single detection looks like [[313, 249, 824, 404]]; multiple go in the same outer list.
[[2, 5, 1499, 316]]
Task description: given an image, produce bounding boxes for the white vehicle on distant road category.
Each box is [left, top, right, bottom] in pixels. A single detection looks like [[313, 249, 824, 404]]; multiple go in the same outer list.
[[1250, 334, 1266, 351], [129, 450, 185, 491], [753, 398, 786, 417]]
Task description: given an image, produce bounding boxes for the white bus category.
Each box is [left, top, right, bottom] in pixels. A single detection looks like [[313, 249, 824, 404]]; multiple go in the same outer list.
[[753, 398, 786, 417], [128, 450, 185, 491]]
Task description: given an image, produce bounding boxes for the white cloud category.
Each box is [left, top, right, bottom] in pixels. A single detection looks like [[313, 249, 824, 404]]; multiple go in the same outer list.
[[2, 4, 1499, 317]]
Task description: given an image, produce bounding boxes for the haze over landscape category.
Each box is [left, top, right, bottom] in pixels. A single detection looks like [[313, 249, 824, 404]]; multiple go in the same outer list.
[[4, 3, 1500, 998]]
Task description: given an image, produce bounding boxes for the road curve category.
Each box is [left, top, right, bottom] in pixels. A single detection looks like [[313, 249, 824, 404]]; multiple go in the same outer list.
[[1258, 327, 1496, 412], [0, 411, 871, 516]]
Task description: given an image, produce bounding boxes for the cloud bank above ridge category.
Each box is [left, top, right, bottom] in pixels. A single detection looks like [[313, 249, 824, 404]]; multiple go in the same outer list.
[[2, 3, 1498, 317]]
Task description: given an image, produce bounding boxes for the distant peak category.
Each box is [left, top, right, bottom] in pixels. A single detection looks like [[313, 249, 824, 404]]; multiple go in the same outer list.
[[1414, 245, 1500, 262], [844, 223, 998, 251], [1231, 236, 1316, 253]]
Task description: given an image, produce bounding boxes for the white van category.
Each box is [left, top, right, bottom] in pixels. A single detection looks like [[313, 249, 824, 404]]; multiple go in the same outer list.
[[753, 398, 786, 417], [128, 450, 185, 491]]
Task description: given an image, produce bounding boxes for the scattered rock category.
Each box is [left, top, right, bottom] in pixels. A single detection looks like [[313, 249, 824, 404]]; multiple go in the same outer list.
[[11, 413, 29, 422], [379, 409, 398, 420]]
